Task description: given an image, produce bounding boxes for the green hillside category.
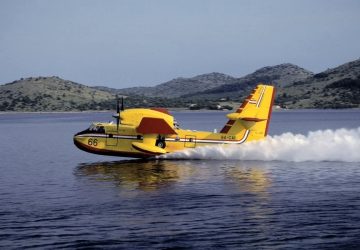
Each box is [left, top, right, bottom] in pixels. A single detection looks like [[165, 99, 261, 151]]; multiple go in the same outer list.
[[277, 59, 360, 108], [0, 76, 115, 111], [1, 59, 359, 112]]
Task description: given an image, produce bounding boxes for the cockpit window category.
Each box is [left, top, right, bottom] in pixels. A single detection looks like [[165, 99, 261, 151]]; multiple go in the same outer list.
[[98, 126, 105, 133], [87, 125, 105, 133], [88, 125, 96, 131]]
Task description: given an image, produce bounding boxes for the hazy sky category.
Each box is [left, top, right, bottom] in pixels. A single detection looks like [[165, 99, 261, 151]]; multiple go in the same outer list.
[[1, 0, 360, 88]]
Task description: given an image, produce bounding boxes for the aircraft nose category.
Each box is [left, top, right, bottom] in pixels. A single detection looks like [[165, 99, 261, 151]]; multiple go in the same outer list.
[[73, 132, 85, 144], [73, 129, 91, 150], [73, 134, 85, 151], [73, 134, 80, 144]]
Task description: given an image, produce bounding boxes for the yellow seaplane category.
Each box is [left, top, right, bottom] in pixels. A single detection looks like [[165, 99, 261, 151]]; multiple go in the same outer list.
[[74, 84, 275, 158]]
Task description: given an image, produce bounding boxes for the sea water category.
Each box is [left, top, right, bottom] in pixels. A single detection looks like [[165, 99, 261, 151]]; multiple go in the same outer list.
[[0, 110, 359, 249]]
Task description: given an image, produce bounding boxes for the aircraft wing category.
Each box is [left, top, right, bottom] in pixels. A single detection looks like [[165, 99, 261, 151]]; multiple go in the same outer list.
[[132, 117, 177, 155], [136, 117, 177, 135], [132, 141, 167, 155]]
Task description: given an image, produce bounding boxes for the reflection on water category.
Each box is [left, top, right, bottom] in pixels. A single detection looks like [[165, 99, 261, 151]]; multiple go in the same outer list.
[[225, 166, 271, 194], [75, 160, 195, 191], [75, 159, 272, 195]]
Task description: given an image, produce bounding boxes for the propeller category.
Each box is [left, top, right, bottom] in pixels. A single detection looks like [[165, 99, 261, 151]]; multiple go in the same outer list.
[[113, 96, 123, 131], [117, 97, 120, 113], [121, 96, 124, 111]]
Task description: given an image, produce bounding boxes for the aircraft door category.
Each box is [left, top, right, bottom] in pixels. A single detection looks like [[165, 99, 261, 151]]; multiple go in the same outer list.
[[106, 131, 118, 146], [184, 135, 196, 148]]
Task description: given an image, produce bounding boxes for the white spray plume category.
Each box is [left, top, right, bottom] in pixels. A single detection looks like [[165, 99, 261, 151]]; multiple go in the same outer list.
[[161, 128, 360, 162]]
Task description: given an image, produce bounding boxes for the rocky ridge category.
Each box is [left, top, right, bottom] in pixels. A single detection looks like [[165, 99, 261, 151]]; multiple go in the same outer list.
[[0, 76, 114, 111], [117, 72, 236, 98], [277, 59, 360, 108], [1, 59, 359, 111]]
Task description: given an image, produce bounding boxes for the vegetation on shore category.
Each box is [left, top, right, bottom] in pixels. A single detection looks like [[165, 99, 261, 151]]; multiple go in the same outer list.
[[1, 59, 359, 112]]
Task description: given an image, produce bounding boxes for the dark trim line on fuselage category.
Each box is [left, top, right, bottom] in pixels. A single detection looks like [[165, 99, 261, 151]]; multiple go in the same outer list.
[[74, 129, 250, 145], [74, 129, 250, 158]]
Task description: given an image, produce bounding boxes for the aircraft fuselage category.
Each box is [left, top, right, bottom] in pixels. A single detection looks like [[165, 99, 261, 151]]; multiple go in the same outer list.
[[73, 84, 275, 158]]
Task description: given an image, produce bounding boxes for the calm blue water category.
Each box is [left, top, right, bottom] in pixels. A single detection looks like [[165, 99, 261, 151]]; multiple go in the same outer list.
[[0, 110, 360, 249]]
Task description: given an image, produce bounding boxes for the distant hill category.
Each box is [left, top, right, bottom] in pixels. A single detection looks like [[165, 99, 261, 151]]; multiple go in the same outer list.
[[0, 76, 208, 111], [0, 76, 115, 111], [1, 59, 359, 111], [184, 63, 313, 100], [114, 72, 236, 98], [277, 59, 360, 108], [109, 64, 313, 100]]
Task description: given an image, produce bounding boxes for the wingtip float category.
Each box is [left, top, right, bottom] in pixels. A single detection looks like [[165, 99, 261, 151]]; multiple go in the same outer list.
[[74, 84, 276, 158]]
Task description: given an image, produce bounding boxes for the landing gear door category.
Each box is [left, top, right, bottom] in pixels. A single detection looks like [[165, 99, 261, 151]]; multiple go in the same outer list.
[[106, 130, 118, 146], [184, 135, 196, 148]]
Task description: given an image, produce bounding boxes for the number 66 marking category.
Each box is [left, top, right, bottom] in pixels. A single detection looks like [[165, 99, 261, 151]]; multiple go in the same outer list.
[[88, 138, 98, 146]]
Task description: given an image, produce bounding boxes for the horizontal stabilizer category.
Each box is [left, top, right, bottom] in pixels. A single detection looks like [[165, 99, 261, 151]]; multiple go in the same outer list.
[[226, 112, 267, 121], [241, 117, 267, 122]]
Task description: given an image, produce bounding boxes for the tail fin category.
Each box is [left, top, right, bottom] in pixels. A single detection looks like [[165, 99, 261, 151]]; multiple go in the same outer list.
[[220, 84, 275, 140]]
